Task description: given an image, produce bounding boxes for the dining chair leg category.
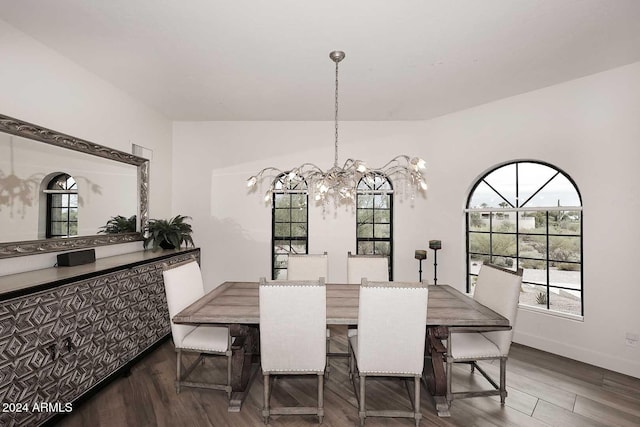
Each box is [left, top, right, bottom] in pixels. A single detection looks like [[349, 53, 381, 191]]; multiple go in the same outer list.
[[414, 375, 421, 426], [318, 373, 324, 423], [500, 357, 507, 405], [262, 374, 270, 424], [175, 349, 182, 394], [348, 348, 354, 380], [446, 336, 453, 405], [226, 352, 232, 400], [326, 331, 331, 378], [359, 374, 366, 426]]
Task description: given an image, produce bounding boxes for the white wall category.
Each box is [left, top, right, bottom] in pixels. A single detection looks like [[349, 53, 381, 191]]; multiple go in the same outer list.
[[173, 61, 640, 378], [0, 19, 173, 275]]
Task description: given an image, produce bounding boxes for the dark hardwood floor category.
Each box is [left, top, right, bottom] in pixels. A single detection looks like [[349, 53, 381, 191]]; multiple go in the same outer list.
[[56, 326, 640, 427]]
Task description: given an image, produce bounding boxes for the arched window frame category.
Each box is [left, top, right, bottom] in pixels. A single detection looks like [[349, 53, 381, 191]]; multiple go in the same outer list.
[[45, 173, 78, 238], [466, 160, 583, 317], [356, 172, 394, 279], [271, 172, 309, 279]]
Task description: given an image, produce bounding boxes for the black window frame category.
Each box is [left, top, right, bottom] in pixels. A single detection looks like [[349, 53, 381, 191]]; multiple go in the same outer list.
[[45, 173, 78, 238], [271, 173, 309, 280], [356, 172, 393, 280], [466, 161, 583, 317]]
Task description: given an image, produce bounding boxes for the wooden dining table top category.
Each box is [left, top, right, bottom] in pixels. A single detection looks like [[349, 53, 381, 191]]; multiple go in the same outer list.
[[173, 282, 510, 329]]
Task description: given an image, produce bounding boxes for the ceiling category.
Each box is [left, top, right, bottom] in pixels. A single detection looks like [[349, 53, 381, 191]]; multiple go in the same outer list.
[[1, 0, 640, 121]]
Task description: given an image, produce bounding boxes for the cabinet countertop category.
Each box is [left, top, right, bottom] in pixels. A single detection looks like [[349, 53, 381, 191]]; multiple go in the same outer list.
[[0, 248, 199, 299]]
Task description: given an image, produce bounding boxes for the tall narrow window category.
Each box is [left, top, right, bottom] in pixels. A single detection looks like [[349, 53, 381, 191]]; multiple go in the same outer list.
[[356, 173, 393, 279], [272, 173, 308, 279], [466, 161, 583, 317], [45, 173, 78, 238]]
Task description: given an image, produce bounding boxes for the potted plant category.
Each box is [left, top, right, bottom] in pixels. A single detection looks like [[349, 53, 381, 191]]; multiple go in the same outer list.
[[143, 215, 194, 250], [98, 215, 137, 234]]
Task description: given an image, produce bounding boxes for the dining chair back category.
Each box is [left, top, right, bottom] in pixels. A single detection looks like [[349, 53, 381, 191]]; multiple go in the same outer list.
[[259, 277, 326, 424], [347, 251, 389, 284], [286, 252, 328, 281], [349, 280, 428, 426], [473, 263, 522, 355], [164, 259, 202, 346], [163, 259, 232, 397]]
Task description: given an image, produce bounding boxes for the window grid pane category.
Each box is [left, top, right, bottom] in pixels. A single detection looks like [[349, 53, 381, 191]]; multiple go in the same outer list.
[[356, 174, 393, 279], [46, 173, 78, 238], [271, 174, 309, 279], [466, 161, 582, 316]]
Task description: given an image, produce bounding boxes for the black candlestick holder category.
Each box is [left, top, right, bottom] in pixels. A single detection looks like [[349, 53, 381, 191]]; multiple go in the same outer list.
[[429, 240, 442, 285], [415, 250, 426, 282]]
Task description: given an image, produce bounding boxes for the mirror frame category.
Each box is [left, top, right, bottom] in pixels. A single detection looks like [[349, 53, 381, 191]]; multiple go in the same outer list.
[[0, 114, 149, 258]]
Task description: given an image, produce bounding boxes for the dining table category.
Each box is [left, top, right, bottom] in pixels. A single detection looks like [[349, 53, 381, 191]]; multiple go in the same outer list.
[[172, 281, 510, 417]]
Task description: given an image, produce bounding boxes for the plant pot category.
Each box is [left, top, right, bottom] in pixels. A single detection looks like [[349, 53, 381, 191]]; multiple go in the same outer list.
[[159, 240, 176, 250]]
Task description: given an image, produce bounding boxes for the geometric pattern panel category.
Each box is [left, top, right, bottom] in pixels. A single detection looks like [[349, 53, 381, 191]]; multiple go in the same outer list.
[[0, 250, 198, 427]]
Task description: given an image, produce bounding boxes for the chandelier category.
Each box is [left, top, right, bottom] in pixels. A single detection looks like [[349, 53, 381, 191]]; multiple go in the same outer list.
[[247, 51, 427, 206]]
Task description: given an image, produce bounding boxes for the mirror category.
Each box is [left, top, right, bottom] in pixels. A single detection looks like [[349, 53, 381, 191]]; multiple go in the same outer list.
[[0, 114, 149, 258]]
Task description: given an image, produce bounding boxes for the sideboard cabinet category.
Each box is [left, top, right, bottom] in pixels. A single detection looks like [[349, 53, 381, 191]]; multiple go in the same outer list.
[[0, 248, 200, 427]]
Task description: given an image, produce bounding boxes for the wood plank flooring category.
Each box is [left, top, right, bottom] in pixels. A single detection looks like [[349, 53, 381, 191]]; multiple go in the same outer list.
[[56, 326, 640, 427]]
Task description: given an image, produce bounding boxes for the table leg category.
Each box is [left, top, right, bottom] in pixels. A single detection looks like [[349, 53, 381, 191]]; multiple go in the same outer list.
[[227, 324, 260, 412], [423, 326, 450, 417]]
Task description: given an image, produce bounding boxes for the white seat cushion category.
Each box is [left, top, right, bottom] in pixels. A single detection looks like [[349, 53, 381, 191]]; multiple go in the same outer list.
[[180, 325, 229, 353], [450, 332, 501, 360]]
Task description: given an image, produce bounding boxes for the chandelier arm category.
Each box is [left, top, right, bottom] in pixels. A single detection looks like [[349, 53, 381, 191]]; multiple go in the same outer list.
[[295, 162, 326, 173], [255, 166, 284, 177], [341, 158, 360, 169], [374, 154, 412, 171]]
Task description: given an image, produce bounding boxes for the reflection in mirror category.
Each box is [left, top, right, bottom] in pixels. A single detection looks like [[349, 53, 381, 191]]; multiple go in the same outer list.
[[0, 114, 148, 258], [0, 133, 138, 243]]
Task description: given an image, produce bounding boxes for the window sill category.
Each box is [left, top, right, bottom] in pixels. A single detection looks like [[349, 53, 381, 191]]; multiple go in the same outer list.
[[518, 303, 584, 322]]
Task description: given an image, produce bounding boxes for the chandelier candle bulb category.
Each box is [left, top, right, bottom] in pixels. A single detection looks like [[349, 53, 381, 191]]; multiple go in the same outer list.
[[247, 51, 428, 209]]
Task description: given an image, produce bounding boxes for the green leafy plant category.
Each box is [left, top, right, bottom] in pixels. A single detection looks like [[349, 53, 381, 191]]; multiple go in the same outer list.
[[536, 292, 548, 305], [98, 215, 137, 234], [143, 215, 194, 250]]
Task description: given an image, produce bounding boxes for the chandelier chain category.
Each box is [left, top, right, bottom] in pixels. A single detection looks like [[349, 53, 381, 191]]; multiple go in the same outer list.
[[334, 57, 340, 168]]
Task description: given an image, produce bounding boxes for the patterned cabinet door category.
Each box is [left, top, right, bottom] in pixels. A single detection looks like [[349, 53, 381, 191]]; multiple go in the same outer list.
[[0, 287, 66, 426], [128, 262, 170, 354], [87, 272, 122, 388]]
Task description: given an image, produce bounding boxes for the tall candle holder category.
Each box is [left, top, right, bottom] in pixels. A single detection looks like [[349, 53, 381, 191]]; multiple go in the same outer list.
[[429, 240, 442, 285], [414, 250, 426, 282]]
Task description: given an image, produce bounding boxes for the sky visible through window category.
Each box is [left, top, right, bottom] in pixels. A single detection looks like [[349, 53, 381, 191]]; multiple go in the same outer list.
[[469, 162, 580, 208]]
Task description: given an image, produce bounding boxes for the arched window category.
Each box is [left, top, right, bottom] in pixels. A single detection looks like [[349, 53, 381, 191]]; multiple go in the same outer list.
[[466, 161, 583, 317], [272, 173, 308, 279], [356, 173, 393, 279], [45, 173, 78, 238]]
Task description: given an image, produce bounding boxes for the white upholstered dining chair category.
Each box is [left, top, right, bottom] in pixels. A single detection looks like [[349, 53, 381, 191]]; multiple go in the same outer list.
[[259, 277, 327, 424], [347, 251, 389, 284], [345, 251, 390, 338], [446, 264, 523, 405], [285, 252, 336, 366], [349, 280, 428, 426], [286, 252, 328, 281], [162, 260, 232, 397]]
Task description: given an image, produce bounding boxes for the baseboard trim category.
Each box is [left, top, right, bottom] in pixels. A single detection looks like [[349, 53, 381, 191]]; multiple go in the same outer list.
[[514, 331, 640, 379]]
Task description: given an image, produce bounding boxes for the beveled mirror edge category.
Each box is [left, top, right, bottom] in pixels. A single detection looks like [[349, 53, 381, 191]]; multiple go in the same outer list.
[[0, 114, 149, 259]]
